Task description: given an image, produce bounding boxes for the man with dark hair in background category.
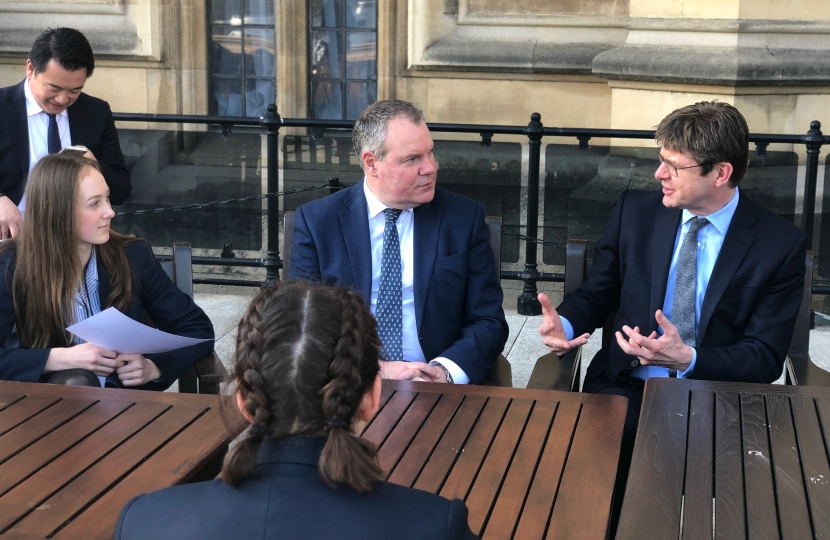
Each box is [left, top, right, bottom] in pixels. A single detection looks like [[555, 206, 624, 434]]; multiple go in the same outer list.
[[0, 27, 131, 239]]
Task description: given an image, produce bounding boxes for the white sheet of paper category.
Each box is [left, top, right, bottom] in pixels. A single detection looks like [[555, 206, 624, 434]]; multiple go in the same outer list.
[[67, 307, 212, 355]]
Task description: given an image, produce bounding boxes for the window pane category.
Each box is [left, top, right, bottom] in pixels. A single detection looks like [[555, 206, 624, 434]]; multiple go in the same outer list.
[[311, 31, 342, 79], [246, 79, 275, 117], [346, 31, 376, 79], [211, 26, 243, 76], [211, 0, 242, 24], [346, 0, 375, 28], [244, 29, 276, 77], [212, 77, 244, 116], [244, 0, 274, 24], [312, 81, 343, 119], [311, 0, 343, 28], [346, 81, 375, 120]]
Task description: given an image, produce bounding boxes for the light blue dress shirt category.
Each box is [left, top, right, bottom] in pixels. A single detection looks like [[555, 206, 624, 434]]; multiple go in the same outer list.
[[561, 188, 740, 380]]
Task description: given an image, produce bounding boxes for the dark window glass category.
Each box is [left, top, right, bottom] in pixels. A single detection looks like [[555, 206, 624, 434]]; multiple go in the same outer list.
[[208, 0, 276, 116], [310, 0, 376, 120]]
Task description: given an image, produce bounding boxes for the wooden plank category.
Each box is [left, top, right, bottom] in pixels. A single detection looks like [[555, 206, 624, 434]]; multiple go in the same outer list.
[[482, 400, 556, 540], [9, 403, 207, 537], [682, 390, 714, 540], [0, 400, 131, 496], [741, 393, 779, 540], [377, 391, 440, 476], [765, 394, 812, 539], [0, 402, 168, 532], [547, 394, 627, 540], [439, 397, 510, 502], [714, 391, 745, 540], [362, 390, 416, 448], [464, 398, 534, 536], [387, 393, 464, 487], [802, 396, 830, 539], [52, 410, 232, 540], [0, 392, 24, 412], [617, 379, 689, 540], [0, 397, 95, 464], [513, 401, 581, 540], [0, 396, 59, 438], [412, 395, 487, 494]]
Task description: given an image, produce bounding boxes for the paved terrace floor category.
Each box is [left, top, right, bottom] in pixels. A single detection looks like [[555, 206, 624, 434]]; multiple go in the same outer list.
[[186, 291, 830, 390]]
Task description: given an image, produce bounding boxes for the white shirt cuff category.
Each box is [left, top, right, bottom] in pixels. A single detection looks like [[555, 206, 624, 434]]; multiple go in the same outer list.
[[430, 357, 470, 385]]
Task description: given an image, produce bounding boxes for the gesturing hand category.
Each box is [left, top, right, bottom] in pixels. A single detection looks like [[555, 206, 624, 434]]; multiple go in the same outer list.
[[116, 353, 162, 386], [0, 196, 22, 239], [615, 310, 694, 371], [537, 293, 590, 356]]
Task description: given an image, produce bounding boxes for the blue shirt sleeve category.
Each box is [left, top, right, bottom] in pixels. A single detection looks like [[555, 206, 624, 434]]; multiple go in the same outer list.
[[679, 348, 697, 378], [560, 315, 575, 342]]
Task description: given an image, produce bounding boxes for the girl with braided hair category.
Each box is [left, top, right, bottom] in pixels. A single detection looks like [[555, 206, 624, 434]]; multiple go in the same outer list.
[[116, 281, 478, 540]]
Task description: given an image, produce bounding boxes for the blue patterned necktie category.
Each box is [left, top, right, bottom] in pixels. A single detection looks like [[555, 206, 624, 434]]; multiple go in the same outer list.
[[47, 113, 62, 154], [669, 217, 709, 377], [376, 208, 403, 361]]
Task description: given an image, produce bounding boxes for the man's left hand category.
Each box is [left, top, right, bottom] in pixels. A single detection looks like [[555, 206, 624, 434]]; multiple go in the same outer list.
[[115, 353, 161, 386], [615, 309, 694, 371], [82, 150, 97, 161]]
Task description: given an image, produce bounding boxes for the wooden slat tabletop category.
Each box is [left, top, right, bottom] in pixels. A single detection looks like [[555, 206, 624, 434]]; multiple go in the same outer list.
[[617, 378, 830, 540], [0, 380, 245, 540], [365, 380, 628, 540]]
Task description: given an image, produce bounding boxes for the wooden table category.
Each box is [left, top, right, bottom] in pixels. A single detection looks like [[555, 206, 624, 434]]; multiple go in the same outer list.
[[364, 380, 628, 540], [0, 380, 244, 539], [617, 378, 830, 540]]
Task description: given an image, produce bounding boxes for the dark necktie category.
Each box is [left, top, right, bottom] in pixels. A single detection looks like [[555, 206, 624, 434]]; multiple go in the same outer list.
[[670, 217, 709, 377], [47, 113, 62, 154], [376, 208, 403, 361]]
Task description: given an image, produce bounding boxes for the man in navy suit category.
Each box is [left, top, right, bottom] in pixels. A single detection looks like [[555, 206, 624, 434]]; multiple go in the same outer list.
[[290, 100, 508, 385], [0, 27, 131, 238]]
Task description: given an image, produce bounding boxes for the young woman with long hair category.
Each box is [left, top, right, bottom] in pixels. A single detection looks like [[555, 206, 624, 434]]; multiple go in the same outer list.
[[0, 152, 213, 388], [116, 281, 477, 539]]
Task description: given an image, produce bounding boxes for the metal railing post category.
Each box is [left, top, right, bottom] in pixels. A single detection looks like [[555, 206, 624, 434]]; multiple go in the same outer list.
[[803, 121, 823, 250], [517, 113, 544, 315], [261, 104, 282, 283]]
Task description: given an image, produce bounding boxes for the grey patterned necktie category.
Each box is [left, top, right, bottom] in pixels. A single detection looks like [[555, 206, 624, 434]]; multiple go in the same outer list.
[[669, 217, 709, 377], [376, 208, 403, 361]]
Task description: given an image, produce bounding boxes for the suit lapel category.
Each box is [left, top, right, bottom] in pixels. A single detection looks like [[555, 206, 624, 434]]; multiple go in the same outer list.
[[12, 81, 29, 176], [339, 182, 372, 304], [650, 206, 681, 333], [96, 248, 111, 307], [67, 100, 84, 147], [698, 196, 755, 342], [413, 202, 441, 332]]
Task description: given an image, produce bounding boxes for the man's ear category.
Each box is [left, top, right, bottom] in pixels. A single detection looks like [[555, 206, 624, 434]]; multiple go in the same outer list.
[[357, 374, 382, 422], [361, 150, 380, 178], [713, 162, 734, 188], [25, 59, 34, 79]]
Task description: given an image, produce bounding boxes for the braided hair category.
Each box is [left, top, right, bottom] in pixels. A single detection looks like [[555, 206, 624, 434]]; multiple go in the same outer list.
[[222, 281, 382, 492]]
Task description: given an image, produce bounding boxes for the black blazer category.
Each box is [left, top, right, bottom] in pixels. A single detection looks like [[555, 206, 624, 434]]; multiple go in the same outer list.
[[0, 80, 131, 206], [558, 189, 806, 385], [290, 182, 508, 384], [0, 240, 214, 390], [116, 436, 479, 540]]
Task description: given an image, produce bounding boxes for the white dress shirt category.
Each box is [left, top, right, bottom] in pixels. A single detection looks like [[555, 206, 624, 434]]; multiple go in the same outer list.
[[23, 77, 72, 214], [363, 181, 469, 384]]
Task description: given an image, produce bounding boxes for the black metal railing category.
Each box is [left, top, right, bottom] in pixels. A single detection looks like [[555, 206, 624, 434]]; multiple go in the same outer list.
[[113, 107, 829, 314]]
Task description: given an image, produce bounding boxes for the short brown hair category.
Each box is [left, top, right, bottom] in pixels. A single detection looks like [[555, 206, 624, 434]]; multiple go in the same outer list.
[[352, 100, 425, 170], [655, 101, 749, 187]]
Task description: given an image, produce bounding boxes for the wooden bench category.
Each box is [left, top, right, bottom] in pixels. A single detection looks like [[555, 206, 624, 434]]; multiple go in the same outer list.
[[785, 251, 830, 386]]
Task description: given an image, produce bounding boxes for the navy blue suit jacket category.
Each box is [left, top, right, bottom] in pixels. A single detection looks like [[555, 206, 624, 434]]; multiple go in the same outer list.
[[116, 436, 479, 540], [0, 240, 214, 390], [0, 80, 131, 206], [558, 189, 806, 386], [289, 182, 508, 384]]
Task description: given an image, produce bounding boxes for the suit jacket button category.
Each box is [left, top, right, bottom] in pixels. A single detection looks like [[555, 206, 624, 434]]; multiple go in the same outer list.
[[630, 359, 638, 367]]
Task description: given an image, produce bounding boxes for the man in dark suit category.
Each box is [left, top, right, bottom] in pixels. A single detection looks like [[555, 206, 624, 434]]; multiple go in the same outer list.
[[539, 101, 806, 435], [0, 27, 130, 238], [290, 100, 508, 385]]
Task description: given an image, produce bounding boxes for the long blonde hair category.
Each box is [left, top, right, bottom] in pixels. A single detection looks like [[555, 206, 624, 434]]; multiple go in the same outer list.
[[0, 153, 135, 348]]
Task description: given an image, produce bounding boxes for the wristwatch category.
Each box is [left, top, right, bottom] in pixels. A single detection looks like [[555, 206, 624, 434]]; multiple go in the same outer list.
[[435, 362, 453, 384]]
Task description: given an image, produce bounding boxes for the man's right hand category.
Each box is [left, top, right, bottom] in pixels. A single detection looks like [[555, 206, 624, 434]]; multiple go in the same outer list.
[[379, 360, 444, 381], [0, 196, 21, 239], [44, 344, 120, 376], [537, 293, 590, 356]]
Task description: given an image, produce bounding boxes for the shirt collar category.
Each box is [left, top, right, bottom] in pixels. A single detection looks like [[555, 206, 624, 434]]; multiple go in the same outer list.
[[24, 77, 69, 119], [680, 187, 740, 236], [362, 178, 413, 219]]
